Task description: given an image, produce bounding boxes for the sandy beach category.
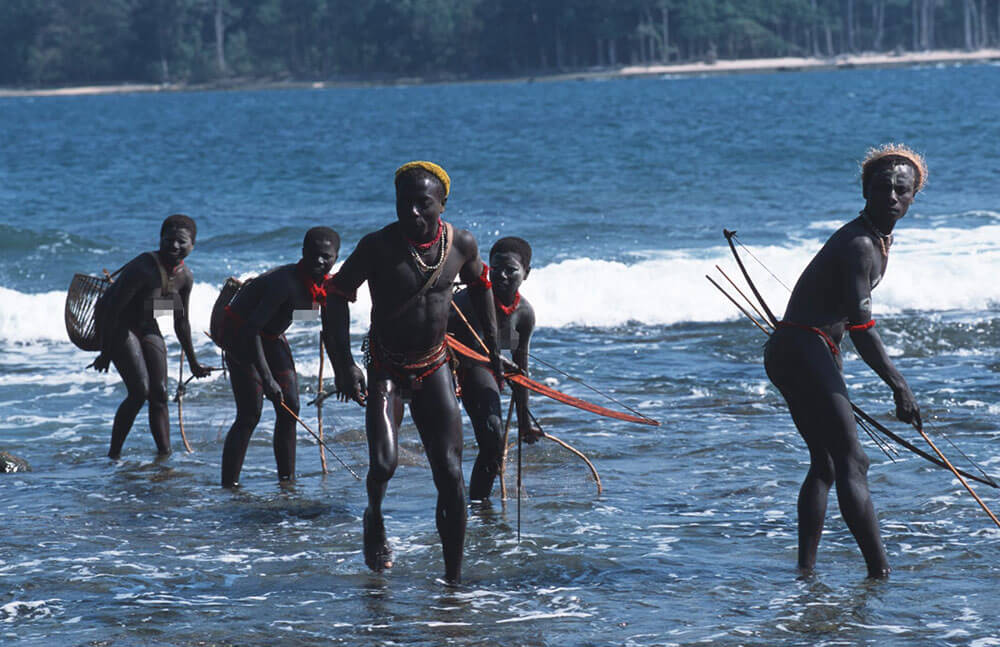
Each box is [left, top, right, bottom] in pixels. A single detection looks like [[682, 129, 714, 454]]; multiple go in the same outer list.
[[1, 48, 998, 98], [617, 47, 1000, 78]]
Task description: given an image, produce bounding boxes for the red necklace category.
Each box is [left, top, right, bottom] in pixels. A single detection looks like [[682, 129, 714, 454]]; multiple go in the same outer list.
[[407, 221, 443, 251], [495, 292, 520, 316], [296, 260, 328, 304], [157, 252, 185, 274]]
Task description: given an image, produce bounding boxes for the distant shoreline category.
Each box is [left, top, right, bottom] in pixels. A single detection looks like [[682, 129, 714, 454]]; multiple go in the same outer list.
[[2, 48, 998, 98]]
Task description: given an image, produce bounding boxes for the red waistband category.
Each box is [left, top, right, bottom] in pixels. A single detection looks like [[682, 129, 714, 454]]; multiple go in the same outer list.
[[776, 321, 839, 356], [369, 335, 449, 386]]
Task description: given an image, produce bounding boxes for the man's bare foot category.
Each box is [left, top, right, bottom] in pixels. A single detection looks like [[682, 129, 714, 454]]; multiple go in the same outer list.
[[363, 508, 393, 572], [866, 566, 891, 580]]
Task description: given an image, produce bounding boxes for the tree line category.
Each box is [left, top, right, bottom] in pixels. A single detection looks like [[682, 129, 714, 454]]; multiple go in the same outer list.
[[2, 0, 999, 87]]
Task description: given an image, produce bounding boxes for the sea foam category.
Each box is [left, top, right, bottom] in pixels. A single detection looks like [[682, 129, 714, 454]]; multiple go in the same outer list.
[[2, 225, 1000, 344]]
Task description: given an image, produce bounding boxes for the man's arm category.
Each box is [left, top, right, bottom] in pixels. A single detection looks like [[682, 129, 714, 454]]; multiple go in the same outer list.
[[846, 242, 920, 425], [241, 277, 289, 401], [173, 272, 210, 378], [93, 261, 145, 371], [512, 305, 541, 443], [321, 239, 368, 405], [456, 232, 501, 377]]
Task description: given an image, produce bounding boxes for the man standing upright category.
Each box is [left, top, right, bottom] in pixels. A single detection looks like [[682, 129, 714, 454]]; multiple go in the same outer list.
[[92, 214, 211, 458], [323, 161, 501, 584]]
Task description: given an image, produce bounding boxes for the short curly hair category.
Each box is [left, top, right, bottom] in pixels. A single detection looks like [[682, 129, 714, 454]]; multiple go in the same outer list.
[[861, 143, 927, 197], [303, 226, 340, 251], [490, 236, 532, 271], [161, 213, 196, 242]]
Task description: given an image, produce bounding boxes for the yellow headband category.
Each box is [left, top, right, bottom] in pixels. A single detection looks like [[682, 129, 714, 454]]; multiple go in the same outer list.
[[395, 161, 450, 198]]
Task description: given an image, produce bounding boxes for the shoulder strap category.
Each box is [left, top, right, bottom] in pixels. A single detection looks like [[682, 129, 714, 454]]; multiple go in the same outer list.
[[145, 252, 171, 296], [385, 222, 454, 321]]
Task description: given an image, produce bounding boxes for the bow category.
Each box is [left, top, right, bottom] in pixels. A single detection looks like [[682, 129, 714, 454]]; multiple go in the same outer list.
[[711, 229, 999, 495], [445, 335, 658, 426], [724, 229, 778, 327]]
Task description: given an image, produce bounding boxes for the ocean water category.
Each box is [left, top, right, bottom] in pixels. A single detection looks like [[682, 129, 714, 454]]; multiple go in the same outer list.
[[2, 63, 1000, 645]]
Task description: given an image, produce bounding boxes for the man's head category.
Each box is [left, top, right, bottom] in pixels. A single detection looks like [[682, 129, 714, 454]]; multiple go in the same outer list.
[[861, 144, 926, 198], [395, 161, 450, 243], [489, 237, 532, 301], [159, 214, 196, 264], [860, 144, 926, 228], [301, 226, 340, 279]]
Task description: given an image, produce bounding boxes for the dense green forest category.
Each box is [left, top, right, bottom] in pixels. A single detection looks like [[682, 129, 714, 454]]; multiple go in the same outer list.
[[2, 0, 999, 86]]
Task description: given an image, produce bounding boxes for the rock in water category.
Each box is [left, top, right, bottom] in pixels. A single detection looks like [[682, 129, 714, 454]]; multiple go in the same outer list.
[[0, 452, 30, 473]]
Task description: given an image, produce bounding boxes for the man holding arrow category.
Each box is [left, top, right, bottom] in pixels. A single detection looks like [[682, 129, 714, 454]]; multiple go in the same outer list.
[[763, 144, 926, 578]]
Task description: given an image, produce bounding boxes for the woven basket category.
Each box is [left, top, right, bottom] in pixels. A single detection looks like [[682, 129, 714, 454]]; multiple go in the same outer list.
[[209, 277, 244, 345], [64, 273, 111, 351]]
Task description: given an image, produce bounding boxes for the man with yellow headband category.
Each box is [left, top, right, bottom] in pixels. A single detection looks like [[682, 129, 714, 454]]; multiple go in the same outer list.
[[323, 161, 501, 584]]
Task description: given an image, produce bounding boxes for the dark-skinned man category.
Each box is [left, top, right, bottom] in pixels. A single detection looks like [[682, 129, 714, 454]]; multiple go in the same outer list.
[[92, 214, 211, 458], [215, 227, 340, 488], [764, 144, 927, 578], [449, 236, 542, 502], [323, 161, 501, 584]]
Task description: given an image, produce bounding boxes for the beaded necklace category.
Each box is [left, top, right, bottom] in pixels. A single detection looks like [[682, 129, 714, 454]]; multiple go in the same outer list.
[[860, 210, 892, 257], [408, 221, 448, 273]]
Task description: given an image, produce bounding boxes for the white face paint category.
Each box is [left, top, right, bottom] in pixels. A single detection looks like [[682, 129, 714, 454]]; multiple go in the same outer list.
[[859, 296, 873, 316]]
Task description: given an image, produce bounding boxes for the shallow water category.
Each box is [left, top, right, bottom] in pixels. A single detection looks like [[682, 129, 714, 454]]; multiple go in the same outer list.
[[2, 64, 1000, 645]]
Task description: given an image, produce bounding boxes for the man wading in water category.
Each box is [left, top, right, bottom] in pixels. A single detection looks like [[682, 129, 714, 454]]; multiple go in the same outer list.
[[449, 236, 542, 502], [323, 161, 501, 584], [215, 227, 340, 487], [93, 214, 211, 458], [764, 144, 926, 578]]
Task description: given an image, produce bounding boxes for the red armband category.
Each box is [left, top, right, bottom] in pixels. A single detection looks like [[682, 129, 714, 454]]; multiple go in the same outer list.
[[471, 264, 492, 290], [847, 319, 876, 332], [323, 274, 357, 303]]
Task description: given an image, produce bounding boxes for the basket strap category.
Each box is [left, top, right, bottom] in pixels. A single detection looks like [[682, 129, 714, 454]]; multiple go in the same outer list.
[[146, 252, 173, 296]]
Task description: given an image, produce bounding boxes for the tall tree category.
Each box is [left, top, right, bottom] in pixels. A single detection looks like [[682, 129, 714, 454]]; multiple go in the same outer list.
[[872, 0, 886, 50], [0, 0, 48, 84], [846, 0, 855, 51], [215, 0, 225, 74]]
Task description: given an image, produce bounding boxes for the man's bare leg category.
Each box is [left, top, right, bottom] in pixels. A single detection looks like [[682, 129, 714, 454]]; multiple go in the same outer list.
[[109, 332, 150, 459], [768, 330, 890, 578], [460, 365, 504, 501], [140, 332, 171, 456], [266, 338, 299, 482], [363, 375, 403, 571], [412, 364, 467, 583], [221, 354, 265, 487]]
